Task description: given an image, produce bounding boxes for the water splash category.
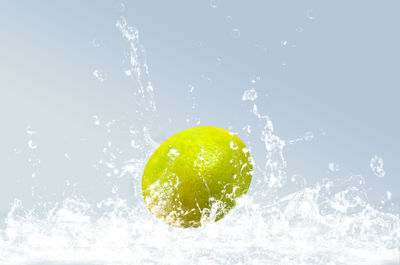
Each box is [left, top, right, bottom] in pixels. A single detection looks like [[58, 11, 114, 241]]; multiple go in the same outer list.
[[0, 16, 399, 265], [1, 176, 398, 265], [116, 16, 156, 113]]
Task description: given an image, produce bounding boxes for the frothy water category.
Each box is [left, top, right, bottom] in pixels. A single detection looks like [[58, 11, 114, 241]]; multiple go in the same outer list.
[[0, 17, 398, 265]]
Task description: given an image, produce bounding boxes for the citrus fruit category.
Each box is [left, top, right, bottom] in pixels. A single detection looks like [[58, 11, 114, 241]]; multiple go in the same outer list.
[[142, 126, 253, 228]]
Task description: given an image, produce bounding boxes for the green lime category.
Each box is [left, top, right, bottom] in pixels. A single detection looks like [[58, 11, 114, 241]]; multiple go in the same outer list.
[[142, 126, 253, 228]]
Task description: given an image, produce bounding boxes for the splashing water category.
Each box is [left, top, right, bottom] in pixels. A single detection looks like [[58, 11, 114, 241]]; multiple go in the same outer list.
[[370, 155, 386, 178], [0, 17, 399, 265]]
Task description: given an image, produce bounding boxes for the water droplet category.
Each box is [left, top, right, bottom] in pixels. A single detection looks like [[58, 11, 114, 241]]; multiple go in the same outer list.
[[328, 162, 340, 172], [124, 69, 132, 76], [188, 85, 195, 93], [210, 0, 220, 9], [387, 191, 392, 201], [249, 75, 261, 84], [242, 89, 258, 101], [201, 74, 212, 83], [112, 186, 119, 193], [226, 16, 232, 23], [242, 125, 251, 134], [116, 16, 127, 29], [92, 38, 100, 48], [216, 57, 222, 65], [117, 2, 125, 12], [281, 40, 288, 46], [196, 41, 202, 47], [370, 155, 385, 178], [92, 115, 100, 126], [13, 148, 21, 154], [231, 28, 241, 39], [304, 131, 314, 141], [28, 140, 37, 149], [26, 126, 37, 135], [93, 70, 106, 82], [307, 9, 316, 20], [296, 27, 304, 33]]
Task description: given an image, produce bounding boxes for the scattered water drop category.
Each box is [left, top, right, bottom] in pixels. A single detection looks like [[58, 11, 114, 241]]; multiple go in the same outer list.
[[242, 125, 251, 134], [225, 16, 232, 23], [210, 0, 220, 9], [111, 186, 119, 194], [92, 115, 100, 126], [249, 75, 261, 84], [319, 128, 327, 136], [242, 88, 258, 101], [26, 126, 37, 135], [201, 74, 212, 83], [93, 70, 106, 82], [28, 140, 37, 149], [281, 40, 288, 46], [13, 148, 21, 154], [231, 28, 241, 39], [117, 2, 125, 12], [307, 9, 316, 20], [328, 162, 340, 172], [188, 84, 195, 93], [92, 38, 100, 48], [124, 69, 132, 76], [304, 131, 314, 141], [370, 155, 385, 178], [196, 41, 203, 47], [296, 27, 304, 33]]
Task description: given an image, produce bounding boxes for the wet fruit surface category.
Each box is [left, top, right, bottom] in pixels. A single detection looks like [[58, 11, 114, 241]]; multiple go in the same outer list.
[[142, 126, 253, 228]]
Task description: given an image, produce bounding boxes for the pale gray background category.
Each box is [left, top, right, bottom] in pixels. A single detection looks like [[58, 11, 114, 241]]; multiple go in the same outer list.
[[0, 0, 399, 217]]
